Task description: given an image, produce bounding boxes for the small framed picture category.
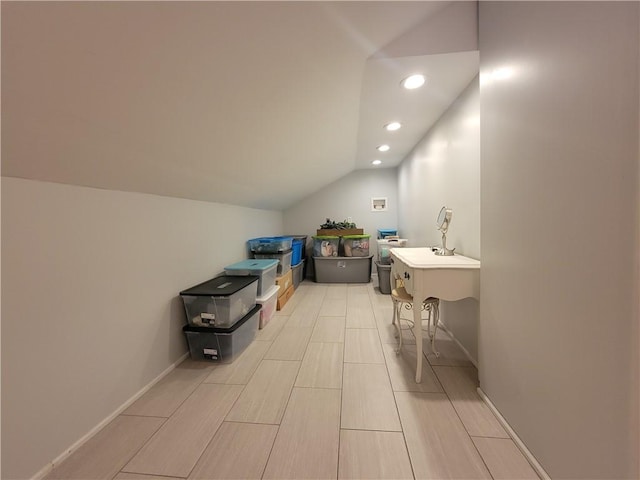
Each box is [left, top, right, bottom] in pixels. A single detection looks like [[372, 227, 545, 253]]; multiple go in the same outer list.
[[371, 197, 388, 212]]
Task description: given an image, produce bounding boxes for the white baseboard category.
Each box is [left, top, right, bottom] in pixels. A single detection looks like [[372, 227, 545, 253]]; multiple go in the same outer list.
[[476, 387, 551, 480], [437, 321, 478, 368], [32, 352, 189, 480]]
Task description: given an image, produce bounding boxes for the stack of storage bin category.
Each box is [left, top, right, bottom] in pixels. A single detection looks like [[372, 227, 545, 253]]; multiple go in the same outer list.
[[248, 236, 295, 311], [312, 234, 373, 283], [375, 234, 407, 294], [290, 237, 305, 289], [224, 259, 279, 329], [180, 275, 261, 362]]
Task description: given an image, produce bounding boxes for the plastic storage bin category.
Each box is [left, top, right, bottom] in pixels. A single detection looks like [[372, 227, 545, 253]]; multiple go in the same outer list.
[[253, 249, 292, 276], [342, 235, 370, 257], [313, 255, 373, 283], [247, 236, 293, 253], [312, 236, 339, 257], [375, 261, 392, 294], [291, 238, 304, 266], [377, 238, 408, 264], [183, 305, 260, 362], [224, 259, 278, 297], [292, 259, 305, 289], [256, 285, 279, 329], [180, 275, 258, 328], [377, 229, 398, 239]]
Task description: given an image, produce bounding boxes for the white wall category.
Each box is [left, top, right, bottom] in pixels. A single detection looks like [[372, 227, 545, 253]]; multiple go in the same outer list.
[[479, 2, 639, 478], [397, 76, 480, 362], [283, 168, 398, 273], [1, 177, 282, 480]]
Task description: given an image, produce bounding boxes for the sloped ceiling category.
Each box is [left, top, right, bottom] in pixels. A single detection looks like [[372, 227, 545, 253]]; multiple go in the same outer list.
[[2, 1, 478, 211]]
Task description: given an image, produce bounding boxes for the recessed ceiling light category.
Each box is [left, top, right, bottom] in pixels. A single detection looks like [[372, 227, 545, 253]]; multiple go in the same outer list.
[[372, 160, 382, 166], [384, 122, 401, 131], [377, 144, 390, 152], [402, 74, 426, 90]]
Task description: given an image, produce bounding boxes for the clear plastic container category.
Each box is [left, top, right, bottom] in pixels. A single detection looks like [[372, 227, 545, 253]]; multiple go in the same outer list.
[[183, 305, 260, 362], [180, 275, 258, 328], [247, 236, 293, 253], [377, 238, 408, 264], [256, 285, 279, 329], [377, 229, 398, 239], [342, 234, 371, 257], [312, 236, 339, 257], [253, 250, 292, 276], [224, 259, 278, 297]]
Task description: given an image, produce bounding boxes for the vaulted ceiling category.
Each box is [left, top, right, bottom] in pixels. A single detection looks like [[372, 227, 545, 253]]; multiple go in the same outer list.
[[2, 1, 478, 210]]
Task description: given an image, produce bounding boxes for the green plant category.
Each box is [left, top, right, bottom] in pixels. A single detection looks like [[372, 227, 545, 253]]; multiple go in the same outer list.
[[319, 218, 357, 229]]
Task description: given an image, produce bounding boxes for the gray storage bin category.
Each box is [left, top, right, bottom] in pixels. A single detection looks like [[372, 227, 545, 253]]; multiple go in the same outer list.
[[180, 275, 258, 328], [313, 255, 373, 283], [376, 261, 392, 294], [183, 305, 260, 362], [253, 249, 293, 276], [292, 259, 305, 289]]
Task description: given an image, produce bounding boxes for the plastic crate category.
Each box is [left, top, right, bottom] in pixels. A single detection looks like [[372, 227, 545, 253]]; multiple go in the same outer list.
[[183, 305, 260, 362], [291, 239, 304, 266], [256, 285, 279, 329], [313, 255, 373, 283], [180, 275, 258, 328], [375, 261, 392, 294], [292, 259, 305, 289], [377, 229, 398, 239], [247, 236, 293, 253], [224, 259, 278, 297], [253, 249, 292, 276], [312, 236, 339, 257], [342, 234, 370, 257], [377, 238, 408, 264]]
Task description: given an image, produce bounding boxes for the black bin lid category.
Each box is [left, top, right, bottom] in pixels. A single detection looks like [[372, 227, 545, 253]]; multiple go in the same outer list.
[[180, 275, 258, 297], [183, 304, 261, 333]]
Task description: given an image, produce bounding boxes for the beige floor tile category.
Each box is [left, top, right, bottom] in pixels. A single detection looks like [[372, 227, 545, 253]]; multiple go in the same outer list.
[[122, 361, 212, 418], [45, 416, 164, 480], [202, 340, 271, 385], [225, 360, 300, 424], [263, 387, 341, 479], [189, 422, 278, 479], [285, 300, 322, 327], [311, 316, 346, 343], [382, 343, 443, 393], [319, 296, 347, 316], [433, 366, 508, 438], [256, 314, 288, 341], [344, 328, 384, 364], [114, 474, 182, 480], [377, 316, 417, 346], [295, 342, 343, 389], [122, 384, 242, 478], [338, 430, 414, 480], [346, 295, 376, 328], [425, 329, 474, 367], [347, 285, 369, 295], [472, 437, 539, 479], [395, 392, 491, 479], [325, 284, 348, 299], [341, 363, 401, 431], [264, 326, 313, 360]]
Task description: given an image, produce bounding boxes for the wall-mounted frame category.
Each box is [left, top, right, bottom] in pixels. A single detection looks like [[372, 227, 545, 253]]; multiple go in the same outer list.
[[371, 197, 388, 212]]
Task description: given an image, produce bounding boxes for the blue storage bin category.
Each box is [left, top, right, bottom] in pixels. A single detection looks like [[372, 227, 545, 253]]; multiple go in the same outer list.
[[291, 239, 304, 266], [377, 229, 398, 239], [247, 236, 293, 253]]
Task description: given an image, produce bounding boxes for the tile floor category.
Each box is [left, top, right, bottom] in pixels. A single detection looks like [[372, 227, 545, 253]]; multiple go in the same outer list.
[[45, 280, 540, 480]]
